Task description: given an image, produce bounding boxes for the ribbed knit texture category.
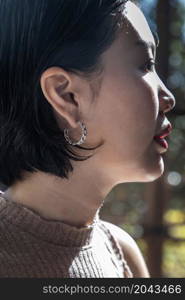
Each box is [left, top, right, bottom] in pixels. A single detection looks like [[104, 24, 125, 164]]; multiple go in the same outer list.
[[0, 191, 133, 278]]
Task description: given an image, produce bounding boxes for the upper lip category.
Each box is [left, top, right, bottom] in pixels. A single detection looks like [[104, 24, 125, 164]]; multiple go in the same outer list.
[[154, 123, 173, 139]]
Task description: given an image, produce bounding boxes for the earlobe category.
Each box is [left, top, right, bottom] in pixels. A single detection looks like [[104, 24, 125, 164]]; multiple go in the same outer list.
[[40, 67, 80, 129]]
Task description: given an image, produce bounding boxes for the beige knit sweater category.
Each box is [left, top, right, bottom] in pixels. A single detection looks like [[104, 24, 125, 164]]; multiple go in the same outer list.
[[0, 192, 133, 278]]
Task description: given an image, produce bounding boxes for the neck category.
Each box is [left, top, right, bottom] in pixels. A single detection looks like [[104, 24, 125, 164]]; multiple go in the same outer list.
[[3, 157, 116, 228]]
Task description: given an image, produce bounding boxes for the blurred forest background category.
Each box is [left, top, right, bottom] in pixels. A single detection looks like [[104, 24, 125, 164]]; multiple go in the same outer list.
[[100, 0, 185, 277]]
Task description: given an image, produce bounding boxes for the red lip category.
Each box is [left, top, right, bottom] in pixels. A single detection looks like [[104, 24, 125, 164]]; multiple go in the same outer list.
[[154, 123, 172, 139]]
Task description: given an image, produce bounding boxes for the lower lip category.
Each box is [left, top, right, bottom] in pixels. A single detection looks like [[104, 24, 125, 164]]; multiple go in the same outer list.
[[153, 136, 168, 149]]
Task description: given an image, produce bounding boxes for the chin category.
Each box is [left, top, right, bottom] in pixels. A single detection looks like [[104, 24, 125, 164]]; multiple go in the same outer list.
[[140, 153, 165, 182], [117, 150, 165, 183], [140, 172, 163, 183], [129, 152, 165, 183]]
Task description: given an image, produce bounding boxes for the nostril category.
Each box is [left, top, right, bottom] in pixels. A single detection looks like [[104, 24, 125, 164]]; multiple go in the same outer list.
[[159, 111, 164, 116]]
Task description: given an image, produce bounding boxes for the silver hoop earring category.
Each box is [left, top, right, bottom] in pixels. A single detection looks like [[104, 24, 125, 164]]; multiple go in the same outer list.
[[64, 121, 87, 146]]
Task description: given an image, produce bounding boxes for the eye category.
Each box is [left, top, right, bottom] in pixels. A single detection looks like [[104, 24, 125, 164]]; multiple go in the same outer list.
[[142, 59, 157, 73]]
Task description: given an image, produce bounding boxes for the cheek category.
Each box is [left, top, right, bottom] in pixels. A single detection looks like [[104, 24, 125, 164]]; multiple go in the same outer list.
[[101, 77, 158, 142], [126, 75, 158, 116], [93, 68, 159, 156]]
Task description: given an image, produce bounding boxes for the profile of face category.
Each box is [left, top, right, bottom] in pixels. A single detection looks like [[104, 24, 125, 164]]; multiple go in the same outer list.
[[84, 1, 176, 183], [41, 1, 176, 185]]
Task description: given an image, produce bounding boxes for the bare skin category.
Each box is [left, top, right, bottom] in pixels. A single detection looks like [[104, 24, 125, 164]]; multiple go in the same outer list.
[[3, 1, 175, 277]]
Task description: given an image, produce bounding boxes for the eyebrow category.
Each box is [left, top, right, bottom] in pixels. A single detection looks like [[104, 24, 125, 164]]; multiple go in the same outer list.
[[135, 32, 159, 55], [135, 39, 156, 54]]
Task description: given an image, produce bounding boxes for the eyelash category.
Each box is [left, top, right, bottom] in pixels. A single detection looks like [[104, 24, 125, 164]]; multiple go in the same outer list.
[[142, 59, 157, 73]]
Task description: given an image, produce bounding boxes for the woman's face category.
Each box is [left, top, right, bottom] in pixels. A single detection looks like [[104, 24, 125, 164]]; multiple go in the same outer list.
[[85, 1, 175, 183]]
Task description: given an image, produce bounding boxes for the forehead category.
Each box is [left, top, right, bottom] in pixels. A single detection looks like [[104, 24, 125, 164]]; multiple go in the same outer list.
[[121, 1, 155, 47]]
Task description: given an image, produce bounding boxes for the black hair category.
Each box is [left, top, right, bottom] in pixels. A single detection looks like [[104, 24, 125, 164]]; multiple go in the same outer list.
[[0, 0, 130, 187]]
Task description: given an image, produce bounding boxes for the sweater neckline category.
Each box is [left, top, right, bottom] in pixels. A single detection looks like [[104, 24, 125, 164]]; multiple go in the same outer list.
[[0, 191, 100, 247]]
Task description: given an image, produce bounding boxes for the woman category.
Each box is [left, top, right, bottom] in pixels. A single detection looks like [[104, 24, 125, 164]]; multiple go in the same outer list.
[[0, 0, 175, 278]]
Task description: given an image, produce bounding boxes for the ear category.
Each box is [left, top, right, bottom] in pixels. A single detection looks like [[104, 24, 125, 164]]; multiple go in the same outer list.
[[40, 67, 87, 129]]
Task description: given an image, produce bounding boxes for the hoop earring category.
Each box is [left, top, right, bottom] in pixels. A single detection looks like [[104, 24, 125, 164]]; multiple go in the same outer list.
[[63, 121, 87, 146]]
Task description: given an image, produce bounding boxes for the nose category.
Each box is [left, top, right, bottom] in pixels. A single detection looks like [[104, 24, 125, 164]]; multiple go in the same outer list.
[[158, 80, 176, 114]]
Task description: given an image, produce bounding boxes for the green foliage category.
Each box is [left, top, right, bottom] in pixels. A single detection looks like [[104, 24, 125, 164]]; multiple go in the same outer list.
[[164, 209, 185, 224], [163, 240, 185, 278]]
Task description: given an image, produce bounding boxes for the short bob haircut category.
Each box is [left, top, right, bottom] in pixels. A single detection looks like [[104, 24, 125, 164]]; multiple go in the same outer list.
[[0, 0, 131, 187]]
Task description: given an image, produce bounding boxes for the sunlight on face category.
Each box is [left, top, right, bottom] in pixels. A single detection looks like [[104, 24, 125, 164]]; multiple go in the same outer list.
[[90, 1, 175, 183], [124, 1, 155, 44]]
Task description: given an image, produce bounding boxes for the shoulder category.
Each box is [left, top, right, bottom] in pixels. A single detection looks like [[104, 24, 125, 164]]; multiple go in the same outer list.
[[101, 220, 150, 278]]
